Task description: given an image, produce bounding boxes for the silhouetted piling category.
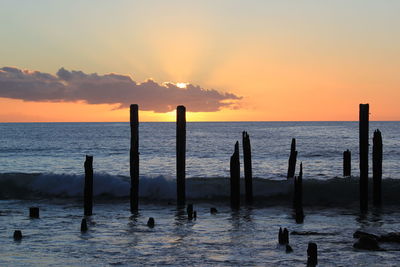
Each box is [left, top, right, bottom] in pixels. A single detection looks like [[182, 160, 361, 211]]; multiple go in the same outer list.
[[307, 242, 318, 266], [176, 105, 186, 206], [147, 217, 155, 228], [84, 155, 93, 216], [187, 203, 193, 220], [29, 207, 39, 218], [359, 104, 369, 212], [242, 131, 253, 204], [130, 104, 139, 213], [283, 228, 289, 244], [210, 207, 218, 214], [81, 218, 88, 232], [293, 163, 304, 223], [373, 129, 382, 206], [279, 228, 289, 244], [13, 230, 22, 241], [287, 138, 297, 178], [343, 149, 351, 177], [230, 141, 240, 209]]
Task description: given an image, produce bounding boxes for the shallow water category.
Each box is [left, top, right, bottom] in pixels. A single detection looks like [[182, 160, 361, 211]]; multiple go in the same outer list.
[[1, 201, 400, 266]]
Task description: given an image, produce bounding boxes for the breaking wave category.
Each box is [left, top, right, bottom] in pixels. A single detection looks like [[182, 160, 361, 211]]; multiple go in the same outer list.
[[0, 173, 399, 206]]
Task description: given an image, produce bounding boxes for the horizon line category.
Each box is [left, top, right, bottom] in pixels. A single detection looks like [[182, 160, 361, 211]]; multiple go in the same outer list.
[[1, 120, 399, 123]]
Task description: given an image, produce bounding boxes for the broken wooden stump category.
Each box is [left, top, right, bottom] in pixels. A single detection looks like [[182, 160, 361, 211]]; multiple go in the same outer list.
[[187, 203, 193, 220], [359, 104, 369, 212], [286, 244, 293, 253], [373, 129, 382, 206], [293, 163, 304, 223], [210, 207, 218, 214], [29, 207, 39, 218], [287, 138, 297, 178], [307, 242, 318, 266], [81, 218, 88, 232], [242, 131, 253, 204], [278, 228, 289, 244], [84, 155, 93, 216], [343, 149, 351, 177], [176, 105, 186, 207], [230, 141, 240, 209], [130, 104, 139, 213], [147, 217, 155, 228], [13, 230, 22, 241]]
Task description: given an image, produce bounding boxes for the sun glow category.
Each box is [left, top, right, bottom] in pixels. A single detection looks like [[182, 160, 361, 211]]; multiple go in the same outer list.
[[176, 82, 187, 89]]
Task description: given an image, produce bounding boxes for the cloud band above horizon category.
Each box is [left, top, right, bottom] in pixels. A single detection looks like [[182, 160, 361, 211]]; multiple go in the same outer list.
[[0, 67, 241, 112]]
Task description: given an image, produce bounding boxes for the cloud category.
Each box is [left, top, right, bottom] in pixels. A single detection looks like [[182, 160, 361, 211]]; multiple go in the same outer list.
[[0, 67, 241, 112]]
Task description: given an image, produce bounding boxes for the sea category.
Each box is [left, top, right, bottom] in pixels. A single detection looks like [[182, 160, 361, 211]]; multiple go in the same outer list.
[[0, 121, 399, 266]]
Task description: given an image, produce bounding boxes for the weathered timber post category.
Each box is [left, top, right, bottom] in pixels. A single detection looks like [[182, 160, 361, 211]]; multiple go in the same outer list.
[[359, 104, 369, 212], [84, 155, 93, 216], [287, 138, 297, 178], [81, 218, 88, 232], [130, 104, 139, 213], [373, 129, 382, 206], [242, 131, 253, 204], [230, 141, 240, 209], [29, 207, 39, 218], [187, 203, 193, 220], [294, 162, 304, 223], [13, 230, 22, 241], [176, 105, 186, 206], [307, 242, 318, 266], [343, 150, 351, 177]]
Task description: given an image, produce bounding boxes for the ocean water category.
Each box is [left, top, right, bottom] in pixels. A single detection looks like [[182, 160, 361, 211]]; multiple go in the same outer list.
[[1, 121, 400, 266]]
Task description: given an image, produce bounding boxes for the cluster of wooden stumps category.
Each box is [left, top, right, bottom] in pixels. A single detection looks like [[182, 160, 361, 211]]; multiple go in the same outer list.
[[12, 103, 386, 265], [53, 102, 384, 265], [81, 103, 384, 225]]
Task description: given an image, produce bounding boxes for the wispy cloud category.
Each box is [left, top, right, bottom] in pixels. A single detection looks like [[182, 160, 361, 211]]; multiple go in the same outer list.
[[0, 67, 241, 112]]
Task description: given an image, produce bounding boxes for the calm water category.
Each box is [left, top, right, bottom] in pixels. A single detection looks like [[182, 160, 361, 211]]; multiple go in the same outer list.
[[0, 122, 399, 178], [1, 122, 399, 266]]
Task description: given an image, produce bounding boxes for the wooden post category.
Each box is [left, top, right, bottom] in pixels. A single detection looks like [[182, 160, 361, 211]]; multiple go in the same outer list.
[[294, 162, 304, 223], [81, 218, 88, 232], [130, 104, 139, 213], [176, 105, 186, 206], [230, 141, 240, 209], [373, 129, 382, 206], [287, 138, 297, 178], [359, 104, 369, 212], [29, 207, 39, 218], [84, 155, 93, 216], [242, 131, 253, 204], [307, 242, 318, 266], [343, 149, 351, 177]]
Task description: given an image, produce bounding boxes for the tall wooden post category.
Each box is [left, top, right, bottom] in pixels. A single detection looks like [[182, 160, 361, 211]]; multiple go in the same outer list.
[[84, 155, 93, 216], [373, 129, 382, 206], [176, 105, 186, 206], [230, 141, 240, 209], [307, 242, 318, 266], [130, 104, 139, 213], [242, 131, 253, 204], [359, 104, 369, 212], [293, 162, 304, 223], [287, 138, 297, 178], [343, 149, 351, 177]]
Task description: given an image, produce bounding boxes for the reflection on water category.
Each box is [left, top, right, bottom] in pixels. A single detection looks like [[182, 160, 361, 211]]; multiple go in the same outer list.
[[1, 201, 400, 266]]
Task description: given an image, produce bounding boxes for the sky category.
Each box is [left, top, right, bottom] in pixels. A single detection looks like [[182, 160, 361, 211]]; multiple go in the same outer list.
[[0, 0, 399, 122]]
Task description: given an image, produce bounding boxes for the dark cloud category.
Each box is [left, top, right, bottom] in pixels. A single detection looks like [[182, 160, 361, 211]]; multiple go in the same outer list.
[[0, 67, 241, 112]]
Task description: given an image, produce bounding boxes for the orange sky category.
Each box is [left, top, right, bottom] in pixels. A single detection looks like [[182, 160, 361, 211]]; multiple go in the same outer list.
[[0, 1, 399, 122]]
